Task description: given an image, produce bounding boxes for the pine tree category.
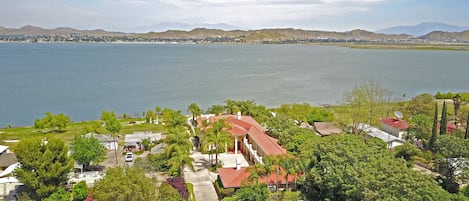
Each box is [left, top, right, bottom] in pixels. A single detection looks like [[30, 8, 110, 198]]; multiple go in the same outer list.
[[429, 103, 438, 150], [465, 113, 469, 139], [440, 101, 447, 134]]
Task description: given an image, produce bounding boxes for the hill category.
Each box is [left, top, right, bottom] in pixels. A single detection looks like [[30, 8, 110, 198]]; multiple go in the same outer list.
[[420, 30, 469, 42], [377, 22, 469, 36], [0, 25, 127, 36]]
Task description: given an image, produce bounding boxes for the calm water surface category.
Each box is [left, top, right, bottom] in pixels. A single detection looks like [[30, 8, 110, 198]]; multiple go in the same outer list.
[[0, 43, 468, 125]]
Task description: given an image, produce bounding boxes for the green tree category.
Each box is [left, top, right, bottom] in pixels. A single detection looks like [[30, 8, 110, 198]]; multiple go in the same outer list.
[[14, 137, 73, 200], [306, 107, 333, 124], [394, 142, 420, 167], [408, 114, 432, 141], [165, 127, 195, 177], [203, 119, 232, 166], [70, 135, 107, 170], [162, 108, 188, 128], [429, 103, 439, 150], [187, 102, 202, 125], [145, 109, 156, 124], [42, 188, 70, 201], [167, 148, 195, 177], [405, 93, 435, 117], [303, 135, 456, 201], [440, 101, 448, 134], [280, 155, 298, 191], [93, 167, 158, 201], [232, 183, 269, 201], [34, 112, 71, 132], [434, 135, 469, 193], [224, 99, 238, 114], [339, 81, 393, 134], [206, 104, 225, 115], [72, 181, 88, 201], [101, 110, 121, 164], [155, 105, 162, 124], [266, 113, 295, 139]]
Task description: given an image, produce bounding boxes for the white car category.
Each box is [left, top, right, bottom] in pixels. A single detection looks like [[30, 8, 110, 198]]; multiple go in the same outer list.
[[125, 152, 133, 162]]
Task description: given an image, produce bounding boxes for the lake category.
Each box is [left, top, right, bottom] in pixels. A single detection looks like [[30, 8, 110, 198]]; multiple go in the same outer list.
[[0, 43, 468, 126]]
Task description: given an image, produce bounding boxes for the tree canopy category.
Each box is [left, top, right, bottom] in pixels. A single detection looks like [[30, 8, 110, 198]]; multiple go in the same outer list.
[[70, 135, 107, 169], [14, 137, 73, 200], [302, 135, 457, 201], [92, 167, 158, 201], [34, 112, 71, 132]]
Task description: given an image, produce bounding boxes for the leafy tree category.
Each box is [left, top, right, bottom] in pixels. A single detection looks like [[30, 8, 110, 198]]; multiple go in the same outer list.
[[280, 155, 298, 191], [303, 135, 455, 201], [145, 109, 156, 124], [440, 101, 448, 134], [42, 188, 70, 201], [165, 127, 194, 177], [162, 108, 188, 128], [34, 112, 70, 132], [277, 127, 317, 155], [203, 119, 232, 166], [14, 137, 73, 200], [394, 142, 421, 167], [306, 107, 333, 124], [155, 105, 162, 124], [72, 181, 88, 201], [224, 99, 238, 114], [429, 103, 439, 150], [93, 167, 158, 201], [434, 135, 469, 193], [405, 93, 435, 117], [231, 183, 269, 201], [339, 81, 393, 134], [187, 102, 202, 125], [408, 114, 432, 141], [266, 113, 295, 139], [70, 135, 106, 170], [206, 104, 225, 115], [101, 110, 121, 164], [167, 148, 195, 177]]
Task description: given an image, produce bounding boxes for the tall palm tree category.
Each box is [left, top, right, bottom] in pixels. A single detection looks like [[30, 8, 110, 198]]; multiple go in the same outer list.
[[281, 155, 298, 191], [187, 102, 202, 126], [247, 163, 266, 184], [168, 148, 195, 178], [165, 126, 193, 155], [203, 119, 232, 166], [265, 155, 282, 191]]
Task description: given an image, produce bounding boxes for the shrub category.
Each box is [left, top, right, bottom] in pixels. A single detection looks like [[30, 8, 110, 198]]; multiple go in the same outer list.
[[72, 181, 88, 201], [167, 177, 189, 200]]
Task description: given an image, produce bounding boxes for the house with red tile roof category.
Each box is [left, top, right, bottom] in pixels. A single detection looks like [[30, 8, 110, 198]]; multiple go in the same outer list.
[[380, 118, 409, 139], [199, 113, 287, 164], [199, 113, 294, 189]]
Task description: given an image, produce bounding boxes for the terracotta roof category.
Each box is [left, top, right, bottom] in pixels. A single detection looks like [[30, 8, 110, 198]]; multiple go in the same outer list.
[[381, 118, 409, 130], [313, 122, 342, 136], [218, 167, 299, 188], [438, 123, 457, 133], [203, 115, 286, 156]]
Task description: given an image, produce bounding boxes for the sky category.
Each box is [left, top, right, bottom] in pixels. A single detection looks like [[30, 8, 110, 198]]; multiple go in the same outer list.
[[1, 0, 468, 33]]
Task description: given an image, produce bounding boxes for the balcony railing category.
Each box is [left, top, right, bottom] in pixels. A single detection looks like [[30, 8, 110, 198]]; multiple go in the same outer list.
[[243, 137, 263, 164]]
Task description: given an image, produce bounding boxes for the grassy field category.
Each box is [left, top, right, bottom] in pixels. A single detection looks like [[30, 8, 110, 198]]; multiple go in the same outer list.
[[0, 118, 168, 149]]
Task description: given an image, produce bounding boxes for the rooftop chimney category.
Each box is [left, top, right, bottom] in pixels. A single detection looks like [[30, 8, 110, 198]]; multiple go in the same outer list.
[[237, 111, 241, 120], [236, 158, 240, 170]]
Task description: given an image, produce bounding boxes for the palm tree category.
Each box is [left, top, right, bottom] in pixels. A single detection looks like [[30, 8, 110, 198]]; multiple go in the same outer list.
[[265, 155, 282, 191], [280, 155, 298, 191], [187, 102, 202, 126], [165, 126, 193, 155], [203, 119, 232, 166], [167, 148, 195, 178], [247, 163, 266, 184]]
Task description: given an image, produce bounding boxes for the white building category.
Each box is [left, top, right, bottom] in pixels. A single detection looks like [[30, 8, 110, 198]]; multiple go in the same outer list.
[[358, 123, 405, 149], [380, 118, 409, 139]]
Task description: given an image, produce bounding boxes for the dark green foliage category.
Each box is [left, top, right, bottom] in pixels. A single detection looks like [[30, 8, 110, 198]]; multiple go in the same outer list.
[[145, 109, 156, 123], [303, 135, 456, 201], [266, 114, 295, 139], [72, 181, 88, 201], [429, 103, 439, 150], [440, 101, 448, 134], [159, 182, 184, 201], [34, 112, 71, 131], [408, 114, 432, 141], [405, 93, 435, 117], [42, 188, 70, 201], [233, 183, 269, 201], [465, 113, 469, 139], [435, 91, 469, 101], [394, 142, 420, 167], [101, 110, 121, 134], [70, 135, 106, 169], [187, 102, 203, 124], [306, 107, 333, 124], [206, 104, 225, 115], [278, 127, 317, 155], [93, 167, 158, 201], [14, 137, 73, 200]]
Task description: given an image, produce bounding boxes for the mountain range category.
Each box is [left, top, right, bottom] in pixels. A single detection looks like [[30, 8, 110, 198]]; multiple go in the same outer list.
[[377, 22, 469, 36], [1, 24, 468, 43]]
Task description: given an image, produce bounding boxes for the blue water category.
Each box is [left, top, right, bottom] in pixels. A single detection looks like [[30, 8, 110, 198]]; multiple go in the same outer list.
[[0, 43, 468, 126]]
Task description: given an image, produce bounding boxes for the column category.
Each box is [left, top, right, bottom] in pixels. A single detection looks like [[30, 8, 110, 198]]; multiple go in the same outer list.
[[235, 136, 238, 157]]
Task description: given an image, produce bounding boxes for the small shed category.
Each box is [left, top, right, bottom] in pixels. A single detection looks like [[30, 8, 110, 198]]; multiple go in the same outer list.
[[313, 122, 342, 136]]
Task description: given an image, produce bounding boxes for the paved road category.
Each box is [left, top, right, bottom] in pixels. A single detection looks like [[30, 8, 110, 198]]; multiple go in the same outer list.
[[184, 151, 219, 201]]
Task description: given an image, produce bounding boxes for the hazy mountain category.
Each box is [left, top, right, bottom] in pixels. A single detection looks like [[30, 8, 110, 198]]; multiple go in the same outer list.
[[132, 22, 238, 33], [377, 22, 469, 36], [0, 25, 127, 36]]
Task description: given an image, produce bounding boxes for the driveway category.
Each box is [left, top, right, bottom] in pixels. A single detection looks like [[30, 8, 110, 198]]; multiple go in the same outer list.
[[184, 151, 219, 201]]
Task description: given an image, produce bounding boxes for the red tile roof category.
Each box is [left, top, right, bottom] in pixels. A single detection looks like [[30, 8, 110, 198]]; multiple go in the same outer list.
[[217, 167, 298, 188], [381, 118, 409, 130], [200, 115, 287, 156]]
